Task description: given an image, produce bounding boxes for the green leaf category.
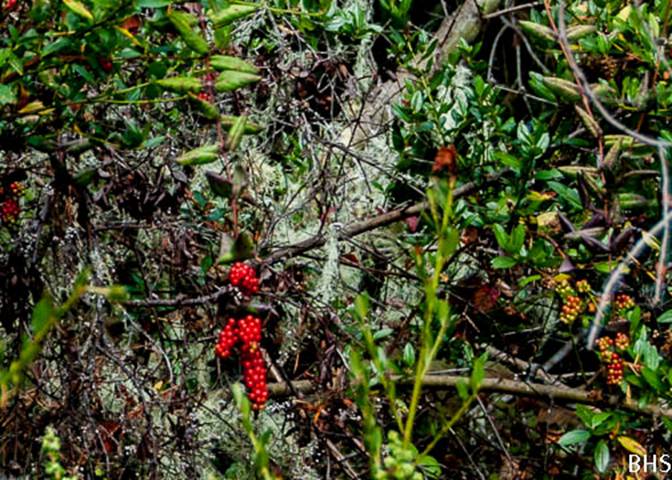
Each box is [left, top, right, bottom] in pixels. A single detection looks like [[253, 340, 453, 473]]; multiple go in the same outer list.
[[210, 55, 259, 74], [558, 429, 591, 447], [491, 256, 517, 269], [658, 310, 672, 323], [590, 412, 611, 430], [0, 85, 16, 105], [492, 224, 510, 251], [210, 4, 259, 27], [403, 343, 415, 367], [215, 71, 261, 92], [373, 328, 394, 341], [470, 353, 486, 391], [168, 10, 209, 54], [510, 224, 526, 253], [155, 76, 202, 93], [355, 293, 369, 320], [31, 296, 54, 335], [137, 0, 171, 6], [455, 378, 468, 401], [594, 440, 610, 473], [641, 367, 664, 392], [176, 144, 219, 165], [547, 181, 582, 209], [226, 115, 247, 151]]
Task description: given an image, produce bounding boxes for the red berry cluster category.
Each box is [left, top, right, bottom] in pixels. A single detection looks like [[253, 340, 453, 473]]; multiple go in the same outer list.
[[214, 263, 267, 410], [605, 352, 624, 385], [560, 295, 582, 324], [597, 335, 628, 385], [9, 181, 24, 196], [1, 198, 20, 224], [229, 262, 260, 295], [239, 314, 262, 346], [215, 318, 238, 359], [242, 348, 268, 408], [615, 293, 635, 311], [1, 181, 24, 224]]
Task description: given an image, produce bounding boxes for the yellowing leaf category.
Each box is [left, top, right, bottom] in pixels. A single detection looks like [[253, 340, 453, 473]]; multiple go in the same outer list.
[[115, 26, 142, 47], [63, 0, 94, 21], [18, 100, 46, 114], [616, 436, 646, 456]]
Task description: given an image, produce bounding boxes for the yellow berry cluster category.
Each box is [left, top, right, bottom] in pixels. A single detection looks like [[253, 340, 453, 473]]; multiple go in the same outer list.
[[575, 279, 591, 293], [555, 279, 574, 297]]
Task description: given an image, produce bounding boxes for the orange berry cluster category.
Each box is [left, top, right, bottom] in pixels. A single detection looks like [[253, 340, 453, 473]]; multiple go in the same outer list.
[[1, 182, 24, 224], [214, 263, 267, 410], [615, 293, 635, 311], [614, 332, 630, 350], [560, 295, 582, 324], [597, 333, 630, 386], [229, 262, 260, 295]]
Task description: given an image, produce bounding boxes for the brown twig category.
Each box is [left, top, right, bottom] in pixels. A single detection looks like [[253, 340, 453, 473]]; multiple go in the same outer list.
[[263, 171, 507, 265]]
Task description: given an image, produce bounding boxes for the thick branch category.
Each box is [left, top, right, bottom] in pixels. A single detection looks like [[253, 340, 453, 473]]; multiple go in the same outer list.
[[267, 375, 672, 419]]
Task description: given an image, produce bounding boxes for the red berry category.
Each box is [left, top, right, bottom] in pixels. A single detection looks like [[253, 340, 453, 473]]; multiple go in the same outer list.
[[215, 318, 239, 359], [197, 91, 213, 103], [229, 262, 260, 295], [99, 57, 113, 73], [1, 198, 20, 223], [4, 0, 17, 10], [241, 347, 267, 410]]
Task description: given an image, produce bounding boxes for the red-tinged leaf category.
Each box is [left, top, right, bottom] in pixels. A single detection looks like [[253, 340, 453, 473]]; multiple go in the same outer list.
[[432, 145, 458, 176]]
